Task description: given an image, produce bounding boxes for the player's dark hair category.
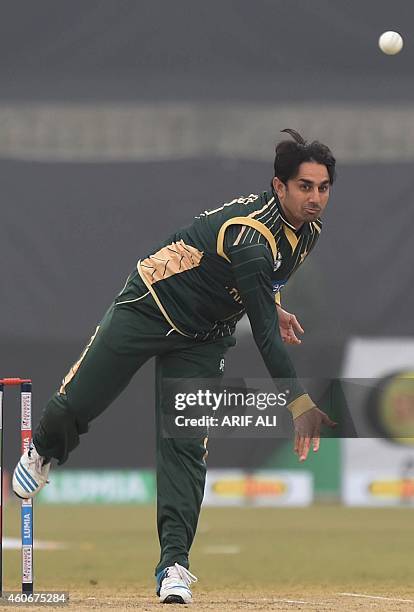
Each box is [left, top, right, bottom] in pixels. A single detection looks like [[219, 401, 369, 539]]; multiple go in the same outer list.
[[273, 128, 336, 185]]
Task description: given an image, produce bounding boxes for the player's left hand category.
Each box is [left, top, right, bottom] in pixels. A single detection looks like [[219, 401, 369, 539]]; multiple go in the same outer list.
[[293, 407, 337, 462], [276, 305, 304, 345]]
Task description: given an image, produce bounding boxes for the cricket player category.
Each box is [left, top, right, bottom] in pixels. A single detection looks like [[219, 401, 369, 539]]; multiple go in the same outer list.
[[13, 129, 337, 604]]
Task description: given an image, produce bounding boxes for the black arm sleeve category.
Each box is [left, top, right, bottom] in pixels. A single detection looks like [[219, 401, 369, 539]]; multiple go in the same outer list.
[[228, 242, 305, 401]]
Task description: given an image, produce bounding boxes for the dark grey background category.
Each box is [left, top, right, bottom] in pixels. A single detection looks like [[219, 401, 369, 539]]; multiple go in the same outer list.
[[0, 0, 413, 102], [1, 1, 412, 468]]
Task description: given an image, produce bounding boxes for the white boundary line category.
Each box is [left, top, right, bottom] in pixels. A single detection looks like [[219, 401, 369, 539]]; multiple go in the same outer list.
[[254, 598, 311, 605], [202, 545, 241, 555], [339, 592, 414, 603], [278, 600, 309, 604]]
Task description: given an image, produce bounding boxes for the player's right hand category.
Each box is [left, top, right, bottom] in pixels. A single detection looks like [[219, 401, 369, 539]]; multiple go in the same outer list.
[[276, 305, 304, 345], [293, 407, 337, 462]]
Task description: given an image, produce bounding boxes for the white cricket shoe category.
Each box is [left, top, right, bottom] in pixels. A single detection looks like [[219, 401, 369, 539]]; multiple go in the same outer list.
[[12, 444, 50, 499], [158, 563, 198, 604]]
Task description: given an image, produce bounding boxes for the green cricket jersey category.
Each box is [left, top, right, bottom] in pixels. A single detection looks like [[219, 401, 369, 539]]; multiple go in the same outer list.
[[119, 189, 322, 415]]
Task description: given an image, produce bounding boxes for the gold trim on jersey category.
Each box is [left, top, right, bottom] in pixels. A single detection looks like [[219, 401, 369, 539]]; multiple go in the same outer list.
[[137, 260, 191, 337], [274, 292, 281, 306], [202, 193, 259, 216], [140, 240, 204, 284], [217, 217, 277, 263], [312, 221, 322, 234], [116, 272, 132, 298], [203, 436, 209, 461], [59, 326, 100, 395], [233, 226, 246, 245], [283, 225, 300, 252], [233, 199, 274, 246]]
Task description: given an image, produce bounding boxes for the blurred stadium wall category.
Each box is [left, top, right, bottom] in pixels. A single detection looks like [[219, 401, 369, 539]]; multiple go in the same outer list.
[[1, 1, 414, 491]]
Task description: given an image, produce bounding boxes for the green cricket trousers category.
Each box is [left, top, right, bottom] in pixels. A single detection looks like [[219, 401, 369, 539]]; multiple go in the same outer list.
[[33, 276, 236, 574]]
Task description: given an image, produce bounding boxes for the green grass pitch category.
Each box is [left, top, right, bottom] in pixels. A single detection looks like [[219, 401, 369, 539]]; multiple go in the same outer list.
[[2, 502, 414, 609]]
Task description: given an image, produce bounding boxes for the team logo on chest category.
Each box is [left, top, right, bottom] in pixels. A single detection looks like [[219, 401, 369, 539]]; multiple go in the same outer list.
[[273, 252, 282, 272]]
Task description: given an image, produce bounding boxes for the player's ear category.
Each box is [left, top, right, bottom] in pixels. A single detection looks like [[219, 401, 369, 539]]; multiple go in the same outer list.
[[273, 176, 286, 200]]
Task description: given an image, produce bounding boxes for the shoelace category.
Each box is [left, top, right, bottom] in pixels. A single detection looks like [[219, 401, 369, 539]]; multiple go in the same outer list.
[[28, 449, 43, 472], [27, 447, 50, 483], [170, 563, 198, 587]]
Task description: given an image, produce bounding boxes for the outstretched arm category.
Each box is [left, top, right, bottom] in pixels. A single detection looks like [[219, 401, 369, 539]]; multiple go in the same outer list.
[[228, 242, 336, 460]]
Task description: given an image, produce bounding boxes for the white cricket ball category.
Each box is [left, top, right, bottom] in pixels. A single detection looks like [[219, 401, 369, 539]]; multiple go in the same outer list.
[[378, 31, 403, 55]]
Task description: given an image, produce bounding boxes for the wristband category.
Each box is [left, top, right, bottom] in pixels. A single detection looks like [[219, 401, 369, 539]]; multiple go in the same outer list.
[[288, 393, 315, 419]]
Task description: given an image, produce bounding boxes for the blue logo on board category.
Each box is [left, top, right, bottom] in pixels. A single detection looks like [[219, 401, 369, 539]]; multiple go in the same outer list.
[[22, 508, 33, 545]]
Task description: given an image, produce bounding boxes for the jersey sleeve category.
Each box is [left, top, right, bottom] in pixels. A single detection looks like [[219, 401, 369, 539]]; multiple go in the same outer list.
[[224, 223, 282, 305], [227, 241, 314, 418]]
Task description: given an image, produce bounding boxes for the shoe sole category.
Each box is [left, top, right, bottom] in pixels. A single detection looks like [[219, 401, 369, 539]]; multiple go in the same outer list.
[[162, 594, 186, 604], [13, 491, 27, 500]]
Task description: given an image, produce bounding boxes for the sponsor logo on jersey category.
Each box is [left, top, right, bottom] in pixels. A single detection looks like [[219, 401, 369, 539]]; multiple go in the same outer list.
[[272, 280, 286, 293]]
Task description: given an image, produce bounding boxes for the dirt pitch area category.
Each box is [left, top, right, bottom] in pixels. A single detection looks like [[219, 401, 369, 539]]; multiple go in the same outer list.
[[66, 589, 414, 611], [0, 504, 413, 610], [2, 590, 414, 611]]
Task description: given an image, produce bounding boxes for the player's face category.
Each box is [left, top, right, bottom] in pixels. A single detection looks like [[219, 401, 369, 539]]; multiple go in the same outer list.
[[272, 162, 330, 229]]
